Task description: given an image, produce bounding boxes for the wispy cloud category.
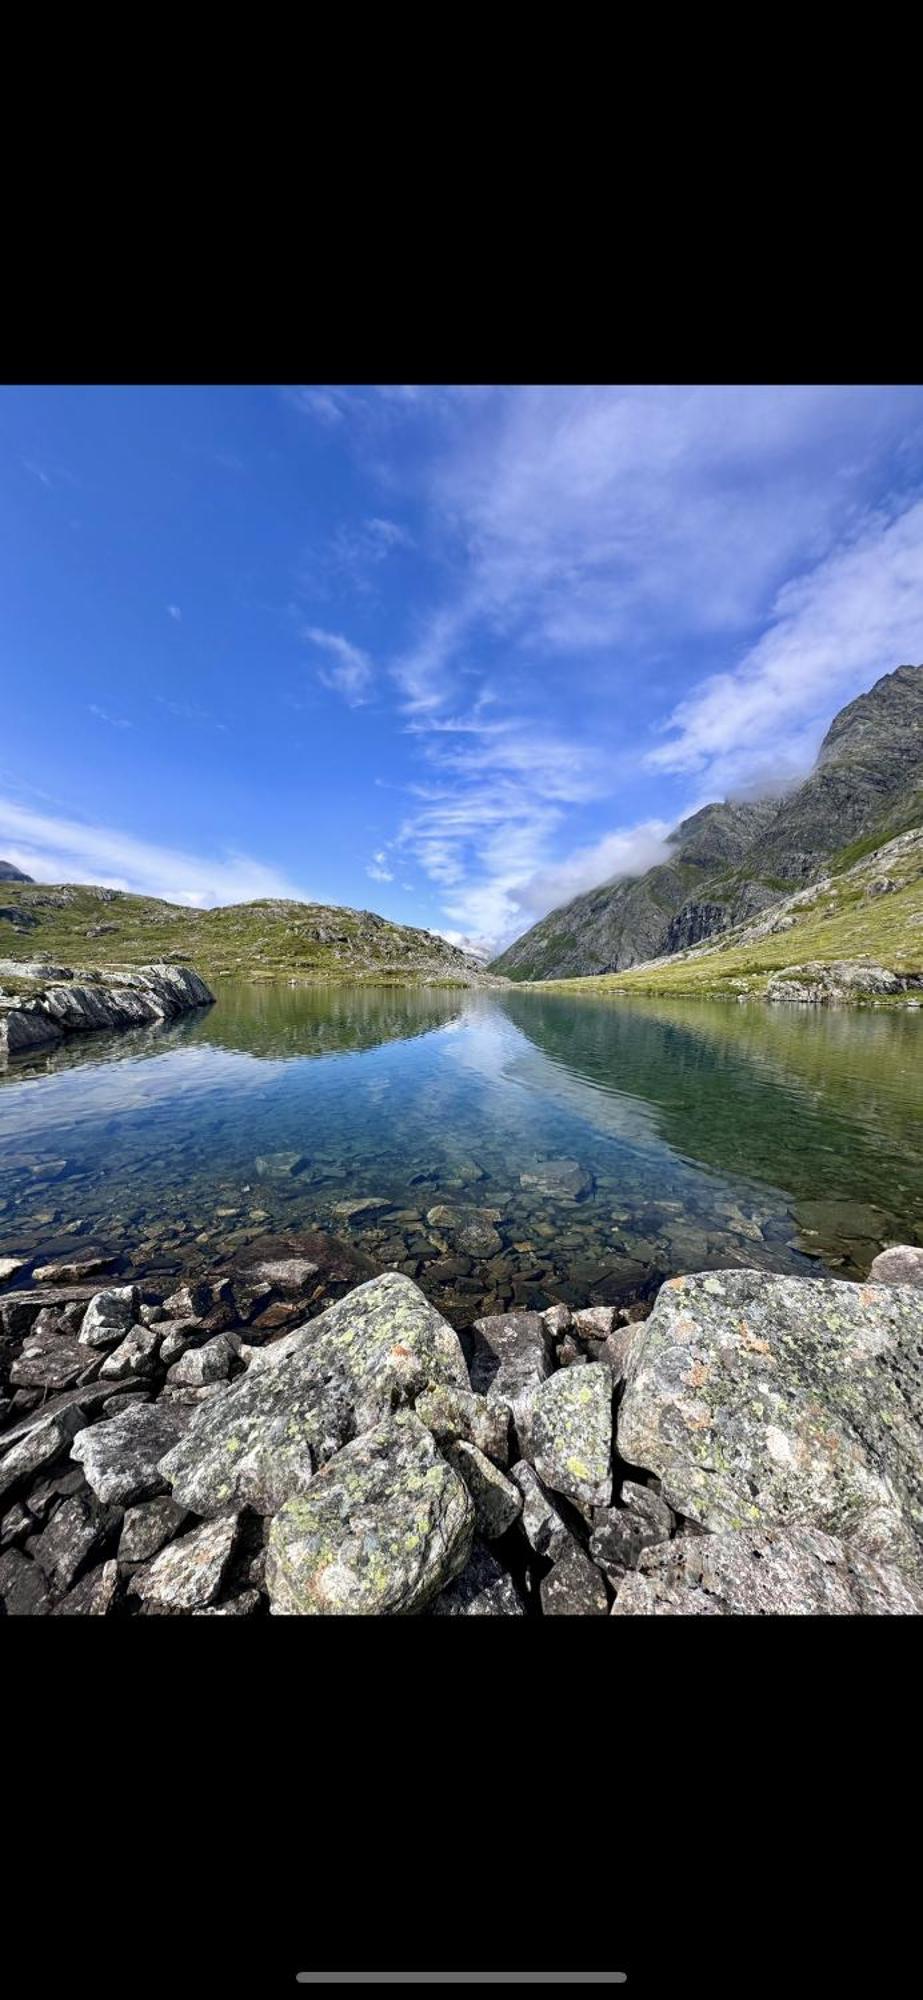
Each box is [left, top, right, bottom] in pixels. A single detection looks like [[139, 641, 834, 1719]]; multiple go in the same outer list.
[[89, 704, 132, 730], [154, 696, 227, 733], [647, 498, 923, 794], [304, 626, 375, 706], [167, 604, 182, 621], [0, 794, 313, 908], [366, 850, 394, 883]]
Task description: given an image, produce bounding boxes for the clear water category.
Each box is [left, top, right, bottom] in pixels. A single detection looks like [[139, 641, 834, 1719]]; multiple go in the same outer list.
[[2, 980, 923, 1323]]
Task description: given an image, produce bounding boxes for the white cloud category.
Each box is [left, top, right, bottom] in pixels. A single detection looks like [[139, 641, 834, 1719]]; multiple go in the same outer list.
[[89, 704, 132, 730], [167, 604, 182, 622], [647, 498, 923, 792], [303, 626, 375, 706], [514, 820, 674, 918], [0, 795, 313, 908], [366, 850, 394, 882]]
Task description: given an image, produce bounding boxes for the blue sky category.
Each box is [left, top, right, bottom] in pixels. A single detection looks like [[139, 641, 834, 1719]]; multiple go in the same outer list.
[[3, 383, 923, 956]]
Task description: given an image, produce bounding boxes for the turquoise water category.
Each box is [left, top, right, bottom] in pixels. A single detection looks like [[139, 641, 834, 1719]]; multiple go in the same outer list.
[[2, 980, 922, 1323]]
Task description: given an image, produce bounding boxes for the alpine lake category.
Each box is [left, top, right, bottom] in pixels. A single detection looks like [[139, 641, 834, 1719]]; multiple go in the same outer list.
[[2, 980, 922, 1327]]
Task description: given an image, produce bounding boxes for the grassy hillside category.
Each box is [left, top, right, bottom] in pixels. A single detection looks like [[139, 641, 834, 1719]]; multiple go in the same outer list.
[[532, 826, 923, 1001], [0, 883, 493, 985]]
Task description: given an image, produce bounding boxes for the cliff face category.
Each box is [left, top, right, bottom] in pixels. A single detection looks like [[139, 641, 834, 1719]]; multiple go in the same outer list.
[[491, 665, 923, 981]]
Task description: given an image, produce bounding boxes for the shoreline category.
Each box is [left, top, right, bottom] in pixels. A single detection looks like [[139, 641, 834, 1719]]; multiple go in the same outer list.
[[2, 1229, 921, 1617]]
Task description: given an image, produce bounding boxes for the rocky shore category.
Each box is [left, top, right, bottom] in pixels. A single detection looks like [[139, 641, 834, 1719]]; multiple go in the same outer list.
[[0, 960, 213, 1059], [1, 1233, 921, 1616]]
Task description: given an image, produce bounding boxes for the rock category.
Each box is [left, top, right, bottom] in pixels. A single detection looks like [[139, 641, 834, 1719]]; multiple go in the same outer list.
[[540, 1541, 609, 1615], [158, 1319, 206, 1365], [598, 1320, 648, 1387], [254, 1151, 308, 1179], [618, 1270, 923, 1580], [0, 1257, 26, 1284], [793, 1198, 892, 1242], [589, 1482, 674, 1585], [0, 1405, 87, 1500], [158, 1273, 470, 1518], [573, 1306, 617, 1340], [510, 1461, 572, 1562], [556, 1336, 587, 1367], [119, 1497, 189, 1564], [333, 1197, 391, 1220], [0, 1007, 62, 1056], [1, 1284, 98, 1340], [22, 1467, 86, 1521], [443, 1439, 522, 1539], [166, 1333, 236, 1387], [612, 1527, 923, 1615], [77, 1285, 141, 1348], [541, 1303, 571, 1337], [163, 1281, 212, 1319], [0, 1502, 30, 1547], [767, 961, 906, 1003], [245, 1258, 319, 1292], [469, 1310, 553, 1455], [869, 1245, 923, 1288], [134, 1513, 241, 1611], [414, 1383, 511, 1466], [71, 1400, 189, 1506], [265, 1410, 474, 1615], [10, 1319, 95, 1390], [432, 1541, 526, 1615], [29, 1493, 119, 1592], [193, 1589, 262, 1617], [425, 1204, 503, 1257], [519, 1158, 593, 1201], [0, 1547, 51, 1615], [33, 1255, 116, 1284], [52, 1559, 119, 1615], [99, 1325, 163, 1380], [530, 1364, 613, 1520]]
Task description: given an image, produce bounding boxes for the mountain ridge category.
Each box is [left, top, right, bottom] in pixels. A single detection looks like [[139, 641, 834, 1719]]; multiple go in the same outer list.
[[490, 663, 923, 980]]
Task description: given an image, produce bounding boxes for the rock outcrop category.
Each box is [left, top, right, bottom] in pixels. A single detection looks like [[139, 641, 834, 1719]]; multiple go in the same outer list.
[[0, 962, 213, 1060]]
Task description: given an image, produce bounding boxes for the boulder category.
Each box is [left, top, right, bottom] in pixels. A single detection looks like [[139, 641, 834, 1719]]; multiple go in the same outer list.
[[510, 1461, 572, 1562], [589, 1482, 674, 1585], [414, 1383, 511, 1465], [245, 1258, 319, 1293], [540, 1541, 609, 1615], [29, 1493, 119, 1593], [432, 1541, 526, 1615], [11, 1319, 95, 1391], [618, 1270, 923, 1580], [33, 1255, 116, 1284], [0, 1405, 87, 1499], [158, 1273, 470, 1518], [119, 1497, 189, 1565], [425, 1205, 503, 1257], [530, 1364, 613, 1520], [611, 1527, 923, 1615], [52, 1559, 119, 1615], [869, 1245, 923, 1288], [0, 1257, 27, 1284], [99, 1325, 163, 1380], [78, 1285, 141, 1348], [468, 1310, 553, 1456], [442, 1439, 522, 1539], [519, 1158, 593, 1201], [265, 1410, 474, 1615], [133, 1513, 241, 1612], [71, 1400, 189, 1506], [0, 1547, 51, 1615], [166, 1333, 236, 1387]]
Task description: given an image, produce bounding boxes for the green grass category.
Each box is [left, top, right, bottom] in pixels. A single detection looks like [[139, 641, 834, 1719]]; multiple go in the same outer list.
[[0, 885, 486, 985], [531, 828, 923, 1001]]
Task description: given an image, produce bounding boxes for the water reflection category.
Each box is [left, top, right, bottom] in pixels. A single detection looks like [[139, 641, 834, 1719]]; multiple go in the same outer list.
[[1, 980, 921, 1320]]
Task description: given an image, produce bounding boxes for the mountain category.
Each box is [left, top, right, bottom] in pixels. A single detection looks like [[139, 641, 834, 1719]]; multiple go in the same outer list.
[[0, 861, 33, 882], [491, 664, 923, 980], [0, 887, 498, 985]]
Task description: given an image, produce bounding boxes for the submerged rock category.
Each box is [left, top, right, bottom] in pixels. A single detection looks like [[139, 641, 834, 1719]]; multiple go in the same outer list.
[[158, 1273, 470, 1518], [618, 1270, 923, 1579], [519, 1158, 593, 1201], [265, 1410, 474, 1615], [611, 1527, 923, 1616], [530, 1363, 613, 1520], [432, 1541, 526, 1615]]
